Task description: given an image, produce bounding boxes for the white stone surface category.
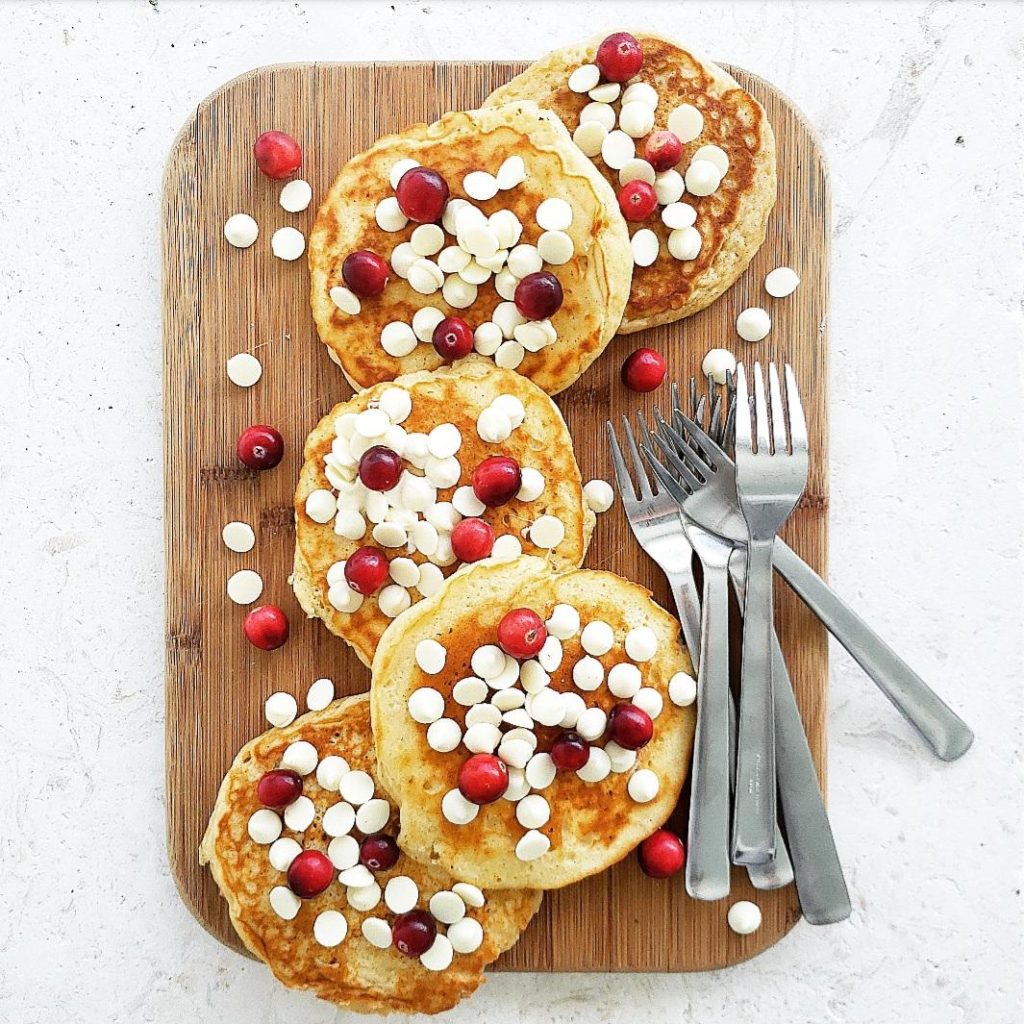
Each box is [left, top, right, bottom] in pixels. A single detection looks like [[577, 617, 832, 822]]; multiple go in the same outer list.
[[1, 2, 1021, 1022]]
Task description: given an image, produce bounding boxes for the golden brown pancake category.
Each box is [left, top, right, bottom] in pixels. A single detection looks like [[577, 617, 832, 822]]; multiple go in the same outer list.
[[200, 693, 541, 1015], [484, 33, 777, 332], [308, 102, 632, 394], [371, 556, 697, 889], [293, 357, 594, 666]]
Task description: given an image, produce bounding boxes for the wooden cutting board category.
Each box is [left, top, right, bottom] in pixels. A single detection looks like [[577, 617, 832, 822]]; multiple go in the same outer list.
[[163, 59, 829, 973]]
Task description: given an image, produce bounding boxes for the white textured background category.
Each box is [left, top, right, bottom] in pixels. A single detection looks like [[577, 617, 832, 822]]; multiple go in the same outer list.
[[1, 1, 1021, 1021]]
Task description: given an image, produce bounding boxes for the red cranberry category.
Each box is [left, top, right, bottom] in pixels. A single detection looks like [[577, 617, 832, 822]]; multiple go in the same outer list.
[[358, 445, 403, 491], [344, 546, 390, 596], [608, 703, 654, 750], [595, 32, 645, 82], [256, 769, 302, 808], [287, 849, 334, 898], [395, 167, 449, 223], [497, 608, 547, 659], [621, 348, 667, 393], [472, 455, 522, 507], [458, 753, 508, 804], [392, 909, 437, 957], [645, 130, 683, 172], [342, 250, 389, 297], [432, 316, 474, 362], [638, 829, 686, 878], [243, 605, 289, 651], [360, 834, 400, 871], [514, 271, 563, 320], [550, 731, 590, 772], [253, 130, 302, 179], [618, 180, 658, 222], [450, 517, 495, 562], [237, 424, 284, 471]]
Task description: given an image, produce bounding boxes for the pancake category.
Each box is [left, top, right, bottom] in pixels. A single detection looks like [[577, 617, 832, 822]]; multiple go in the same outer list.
[[308, 102, 632, 395], [370, 556, 697, 890], [200, 693, 542, 1015], [484, 32, 777, 332], [293, 357, 595, 667]]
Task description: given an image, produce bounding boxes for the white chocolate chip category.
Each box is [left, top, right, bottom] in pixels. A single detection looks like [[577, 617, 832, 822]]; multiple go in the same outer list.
[[702, 347, 737, 385], [608, 662, 643, 698], [464, 722, 502, 754], [728, 900, 763, 934], [226, 352, 262, 387], [765, 266, 800, 298], [601, 130, 636, 170], [226, 569, 262, 605], [628, 768, 660, 803], [515, 829, 551, 862], [357, 798, 391, 835], [264, 691, 297, 727], [317, 755, 349, 791], [622, 82, 659, 108], [558, 691, 586, 729], [618, 158, 656, 186], [568, 63, 601, 93], [581, 620, 614, 656], [307, 677, 335, 711], [525, 752, 557, 790], [408, 686, 445, 723], [447, 917, 484, 954], [453, 485, 485, 517], [494, 340, 525, 370], [605, 741, 638, 774], [466, 703, 502, 728], [535, 197, 573, 232], [327, 834, 360, 870], [372, 521, 407, 548], [411, 223, 445, 256], [668, 103, 704, 143], [430, 890, 466, 925], [362, 917, 392, 948], [528, 515, 565, 549], [580, 101, 616, 131], [527, 687, 565, 727], [268, 837, 303, 871], [576, 706, 608, 742], [737, 307, 772, 342], [222, 521, 255, 552], [576, 746, 611, 782], [516, 794, 551, 830], [631, 228, 659, 267], [619, 100, 656, 138], [573, 120, 608, 157], [589, 81, 620, 103], [516, 467, 545, 501], [279, 179, 312, 213], [583, 479, 615, 512], [384, 875, 419, 915], [334, 510, 366, 542], [654, 169, 685, 206], [380, 321, 417, 357], [496, 155, 527, 190], [415, 639, 447, 675], [322, 801, 356, 837], [632, 687, 664, 719], [464, 170, 499, 201], [537, 635, 564, 673], [662, 202, 697, 230], [247, 808, 282, 844], [492, 534, 523, 560], [375, 196, 408, 232], [416, 563, 445, 597], [477, 406, 513, 443], [408, 258, 443, 295], [685, 159, 722, 198], [304, 488, 337, 524], [503, 766, 531, 802], [668, 226, 702, 261], [391, 242, 417, 279], [692, 144, 730, 177], [313, 910, 347, 948], [389, 157, 419, 189], [283, 795, 315, 832], [474, 321, 504, 356], [536, 230, 574, 266], [545, 604, 580, 640], [420, 934, 455, 972], [442, 788, 480, 825], [625, 626, 659, 662], [438, 245, 471, 274], [669, 671, 697, 706], [507, 244, 543, 279], [271, 226, 305, 261], [427, 717, 462, 753], [339, 769, 375, 806], [224, 213, 258, 248], [379, 584, 412, 617], [453, 676, 488, 706], [427, 423, 462, 459], [328, 584, 363, 613], [442, 274, 477, 309], [572, 656, 604, 692], [269, 885, 300, 920]]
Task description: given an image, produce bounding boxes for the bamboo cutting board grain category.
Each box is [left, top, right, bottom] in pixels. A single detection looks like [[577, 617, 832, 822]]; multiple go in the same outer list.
[[163, 60, 829, 973]]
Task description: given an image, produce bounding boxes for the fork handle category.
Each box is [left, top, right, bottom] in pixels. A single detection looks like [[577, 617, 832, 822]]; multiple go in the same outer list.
[[685, 560, 732, 902], [666, 568, 703, 668], [733, 538, 778, 864], [772, 540, 974, 761]]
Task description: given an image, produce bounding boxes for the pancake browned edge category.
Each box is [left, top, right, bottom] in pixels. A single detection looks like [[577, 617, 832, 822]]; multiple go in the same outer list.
[[200, 693, 542, 1015], [371, 556, 696, 890], [484, 33, 777, 332], [308, 102, 632, 394], [293, 357, 595, 667]]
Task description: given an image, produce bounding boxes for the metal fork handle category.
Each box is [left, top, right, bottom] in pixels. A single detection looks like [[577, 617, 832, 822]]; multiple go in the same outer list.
[[664, 568, 702, 668], [772, 540, 974, 761], [733, 537, 778, 864], [730, 556, 851, 923], [685, 560, 732, 901]]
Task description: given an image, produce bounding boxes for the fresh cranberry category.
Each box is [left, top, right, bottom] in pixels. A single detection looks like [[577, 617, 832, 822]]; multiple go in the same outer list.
[[392, 909, 437, 957], [287, 849, 334, 898], [237, 424, 284, 471], [243, 605, 289, 651], [342, 250, 389, 297], [621, 348, 667, 393], [344, 546, 390, 596], [360, 834, 400, 871], [253, 130, 302, 179], [618, 180, 659, 222], [432, 316, 474, 362], [550, 731, 590, 772], [638, 829, 686, 878], [608, 703, 654, 750], [472, 455, 522, 507], [458, 753, 509, 804], [497, 608, 547, 659], [645, 130, 683, 171], [514, 271, 563, 320], [358, 445, 403, 491], [257, 768, 303, 808], [595, 32, 645, 82], [395, 167, 449, 223], [450, 517, 495, 562]]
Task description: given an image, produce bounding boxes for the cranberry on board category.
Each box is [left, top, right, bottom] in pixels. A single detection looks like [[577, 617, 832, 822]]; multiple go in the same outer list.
[[360, 834, 400, 872], [256, 768, 303, 808], [621, 348, 667, 393], [237, 424, 284, 471], [472, 455, 522, 507], [392, 909, 437, 957], [550, 731, 590, 772], [618, 180, 658, 222], [595, 32, 645, 82], [344, 546, 390, 596], [253, 130, 302, 179], [432, 316, 475, 362], [458, 753, 509, 804], [358, 445, 403, 491], [342, 250, 390, 297], [608, 703, 654, 750], [395, 167, 449, 223], [638, 829, 686, 878], [514, 271, 563, 320], [497, 608, 547, 659], [243, 605, 290, 651], [645, 130, 683, 172], [450, 517, 495, 562], [287, 849, 334, 899]]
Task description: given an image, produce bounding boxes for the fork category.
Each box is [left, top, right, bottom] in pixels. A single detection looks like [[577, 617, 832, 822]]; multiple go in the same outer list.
[[730, 363, 809, 864], [667, 403, 974, 763]]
